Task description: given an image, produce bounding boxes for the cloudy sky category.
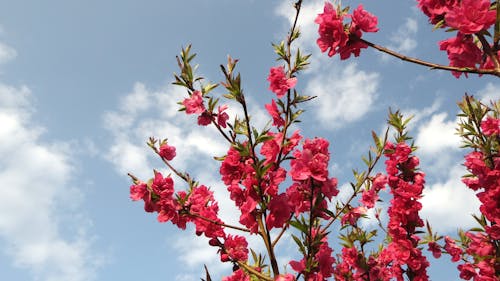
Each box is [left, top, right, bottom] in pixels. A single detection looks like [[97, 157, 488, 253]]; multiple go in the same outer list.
[[0, 0, 498, 280]]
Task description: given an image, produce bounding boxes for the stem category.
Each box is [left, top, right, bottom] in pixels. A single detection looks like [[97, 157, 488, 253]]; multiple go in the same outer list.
[[360, 38, 500, 77], [152, 145, 191, 183], [237, 261, 273, 281], [477, 33, 500, 70], [272, 213, 294, 248], [257, 213, 280, 276], [321, 128, 388, 232], [212, 118, 233, 144], [188, 212, 250, 233]]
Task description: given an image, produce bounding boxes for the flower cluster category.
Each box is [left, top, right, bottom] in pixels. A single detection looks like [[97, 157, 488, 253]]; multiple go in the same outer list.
[[182, 90, 229, 127], [418, 0, 497, 77], [378, 142, 429, 281], [315, 3, 378, 59], [288, 137, 339, 217]]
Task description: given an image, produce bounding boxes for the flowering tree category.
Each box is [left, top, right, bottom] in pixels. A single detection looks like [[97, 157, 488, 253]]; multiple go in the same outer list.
[[128, 1, 500, 280]]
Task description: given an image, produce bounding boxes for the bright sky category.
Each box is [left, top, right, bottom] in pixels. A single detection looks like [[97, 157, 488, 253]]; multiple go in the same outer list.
[[0, 1, 499, 281]]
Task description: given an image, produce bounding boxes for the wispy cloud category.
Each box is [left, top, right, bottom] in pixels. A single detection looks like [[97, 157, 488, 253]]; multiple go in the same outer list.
[[386, 18, 418, 56], [0, 41, 16, 65], [0, 83, 100, 281]]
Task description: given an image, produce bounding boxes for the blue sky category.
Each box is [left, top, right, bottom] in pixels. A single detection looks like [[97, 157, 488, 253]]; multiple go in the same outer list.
[[0, 1, 499, 280]]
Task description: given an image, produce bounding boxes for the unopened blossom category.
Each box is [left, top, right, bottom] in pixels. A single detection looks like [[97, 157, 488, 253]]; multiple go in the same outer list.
[[267, 66, 297, 98]]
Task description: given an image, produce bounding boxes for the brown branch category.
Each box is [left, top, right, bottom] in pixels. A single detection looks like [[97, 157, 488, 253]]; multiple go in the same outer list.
[[360, 38, 500, 77], [188, 212, 251, 233]]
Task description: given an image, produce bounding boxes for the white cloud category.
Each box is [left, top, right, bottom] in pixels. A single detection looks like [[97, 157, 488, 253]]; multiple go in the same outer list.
[[305, 63, 379, 129], [103, 82, 231, 179], [420, 164, 480, 233], [0, 42, 16, 64], [274, 0, 323, 52], [105, 82, 277, 278], [386, 18, 418, 56], [476, 82, 500, 103], [415, 113, 460, 155], [0, 84, 99, 280]]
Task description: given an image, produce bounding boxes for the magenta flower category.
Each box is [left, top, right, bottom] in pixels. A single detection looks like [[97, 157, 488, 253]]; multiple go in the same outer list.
[[267, 66, 297, 98], [445, 0, 496, 34], [315, 2, 348, 57], [159, 143, 176, 161], [182, 90, 205, 114]]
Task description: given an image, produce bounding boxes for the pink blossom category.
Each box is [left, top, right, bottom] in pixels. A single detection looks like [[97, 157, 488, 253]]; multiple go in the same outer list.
[[266, 193, 292, 229], [197, 110, 212, 126], [182, 90, 205, 114], [315, 2, 348, 57], [444, 236, 462, 262], [267, 66, 297, 98], [290, 138, 330, 182], [130, 182, 148, 201], [265, 99, 285, 127], [275, 274, 295, 281], [351, 5, 378, 33], [417, 0, 457, 24], [222, 235, 248, 262], [217, 105, 230, 128], [458, 263, 477, 280], [439, 33, 482, 78], [159, 143, 176, 161], [427, 241, 442, 258], [480, 116, 500, 136], [445, 0, 496, 34], [361, 188, 378, 208], [222, 269, 250, 281]]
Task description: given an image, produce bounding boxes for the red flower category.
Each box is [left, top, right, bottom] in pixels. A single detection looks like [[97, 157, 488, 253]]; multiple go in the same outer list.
[[315, 2, 348, 57], [197, 110, 212, 126], [427, 241, 442, 258], [267, 66, 297, 98], [361, 188, 378, 208], [481, 116, 500, 136], [130, 182, 148, 201], [439, 33, 482, 78], [182, 90, 205, 114], [445, 0, 496, 34], [159, 143, 176, 161], [444, 236, 462, 262], [266, 193, 292, 229], [265, 99, 285, 127], [351, 5, 378, 33], [417, 0, 456, 24], [222, 269, 249, 281], [217, 105, 230, 128], [223, 235, 248, 262]]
